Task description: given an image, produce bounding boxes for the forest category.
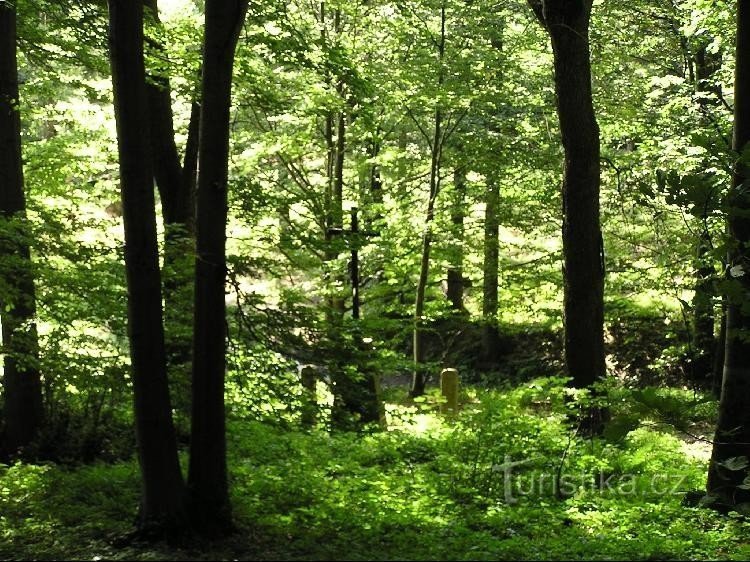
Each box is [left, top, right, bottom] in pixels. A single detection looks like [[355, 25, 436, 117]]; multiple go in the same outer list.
[[2, 0, 750, 559]]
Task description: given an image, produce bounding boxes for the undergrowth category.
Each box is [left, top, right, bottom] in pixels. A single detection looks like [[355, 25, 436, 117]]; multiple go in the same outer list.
[[1, 378, 745, 561]]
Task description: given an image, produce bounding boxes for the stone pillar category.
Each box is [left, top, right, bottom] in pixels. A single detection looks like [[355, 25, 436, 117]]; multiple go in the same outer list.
[[440, 368, 459, 415]]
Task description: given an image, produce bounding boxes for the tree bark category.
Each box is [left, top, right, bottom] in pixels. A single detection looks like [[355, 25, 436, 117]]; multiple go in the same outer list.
[[0, 0, 44, 456], [107, 0, 187, 531], [482, 179, 501, 362], [529, 0, 605, 393], [706, 0, 750, 507], [189, 0, 248, 533], [143, 0, 200, 416], [411, 2, 445, 398], [144, 0, 192, 231]]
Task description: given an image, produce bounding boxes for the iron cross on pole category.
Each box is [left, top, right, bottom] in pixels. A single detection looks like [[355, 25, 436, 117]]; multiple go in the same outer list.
[[327, 207, 377, 320]]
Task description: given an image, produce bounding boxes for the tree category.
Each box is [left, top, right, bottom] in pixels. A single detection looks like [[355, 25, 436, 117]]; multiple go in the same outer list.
[[411, 1, 446, 398], [527, 1, 605, 402], [0, 0, 44, 456], [446, 166, 467, 312], [482, 178, 501, 362], [189, 0, 248, 533], [706, 0, 750, 509], [143, 0, 201, 415], [106, 0, 187, 532]]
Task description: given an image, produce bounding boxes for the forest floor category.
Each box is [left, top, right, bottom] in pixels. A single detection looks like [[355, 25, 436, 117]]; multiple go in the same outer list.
[[2, 379, 749, 561]]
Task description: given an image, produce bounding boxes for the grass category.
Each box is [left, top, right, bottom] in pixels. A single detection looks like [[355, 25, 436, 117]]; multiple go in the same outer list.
[[1, 378, 748, 561]]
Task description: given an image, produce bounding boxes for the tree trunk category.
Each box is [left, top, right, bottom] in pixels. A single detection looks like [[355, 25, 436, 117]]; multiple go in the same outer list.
[[446, 167, 466, 312], [0, 1, 44, 456], [706, 0, 750, 508], [107, 0, 186, 532], [188, 0, 247, 534], [143, 0, 200, 417], [144, 0, 192, 232], [411, 3, 445, 398], [333, 112, 345, 232], [482, 179, 501, 362], [329, 109, 346, 314], [529, 0, 605, 393]]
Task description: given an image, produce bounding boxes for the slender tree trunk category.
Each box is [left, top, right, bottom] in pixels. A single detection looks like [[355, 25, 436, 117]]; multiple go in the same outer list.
[[107, 0, 186, 531], [328, 113, 379, 428], [446, 167, 466, 312], [183, 99, 201, 235], [482, 179, 501, 362], [370, 143, 383, 207], [411, 3, 446, 398], [143, 0, 200, 417], [189, 0, 248, 533], [144, 0, 192, 232], [409, 3, 446, 398], [329, 108, 346, 315], [0, 1, 44, 456], [529, 1, 605, 395], [333, 112, 345, 231], [331, 209, 382, 428], [324, 110, 335, 243], [706, 0, 750, 507]]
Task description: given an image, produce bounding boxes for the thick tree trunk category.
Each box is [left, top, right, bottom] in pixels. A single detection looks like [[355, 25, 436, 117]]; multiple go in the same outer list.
[[189, 0, 247, 533], [107, 0, 186, 531], [0, 1, 44, 456], [530, 0, 605, 392], [446, 167, 466, 312], [550, 3, 604, 391], [706, 0, 750, 507], [482, 179, 501, 362]]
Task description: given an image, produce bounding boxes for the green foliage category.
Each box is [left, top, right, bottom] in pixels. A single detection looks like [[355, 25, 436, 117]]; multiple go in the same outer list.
[[1, 0, 745, 556], [0, 380, 744, 560]]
